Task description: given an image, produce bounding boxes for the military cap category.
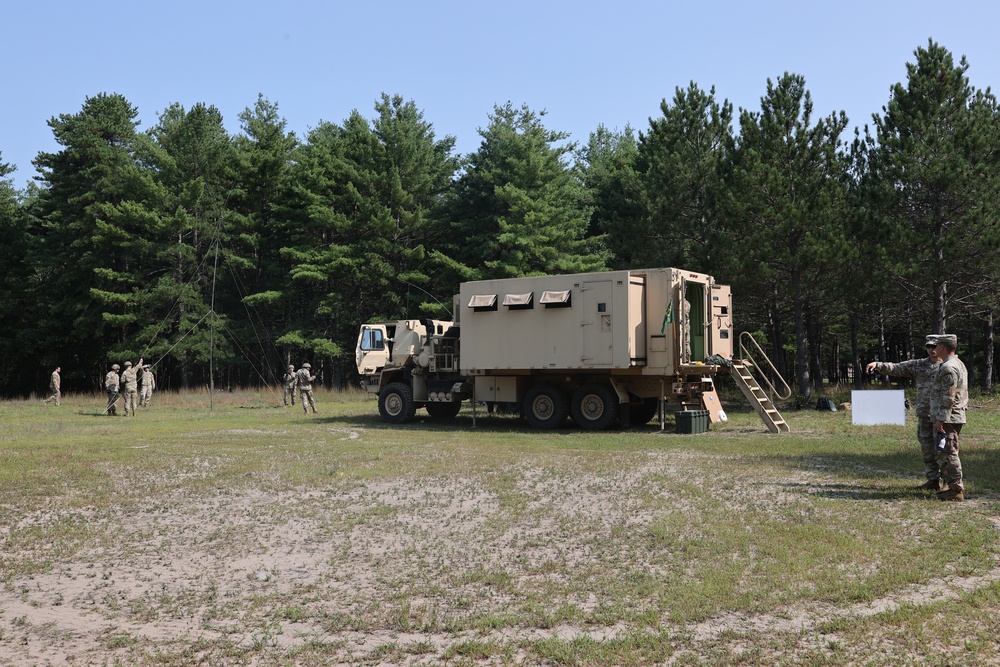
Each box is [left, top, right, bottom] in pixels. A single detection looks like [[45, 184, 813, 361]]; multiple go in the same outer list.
[[924, 334, 939, 347], [288, 364, 294, 370], [302, 362, 311, 368], [125, 360, 132, 367], [112, 364, 120, 370], [936, 334, 958, 348]]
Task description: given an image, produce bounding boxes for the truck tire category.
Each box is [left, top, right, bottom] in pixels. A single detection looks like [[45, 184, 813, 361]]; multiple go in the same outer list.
[[523, 385, 568, 429], [628, 397, 660, 427], [425, 400, 462, 420], [571, 383, 619, 430], [379, 382, 417, 424]]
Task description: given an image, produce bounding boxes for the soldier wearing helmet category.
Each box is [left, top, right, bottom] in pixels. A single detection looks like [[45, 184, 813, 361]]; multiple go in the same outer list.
[[296, 362, 318, 414]]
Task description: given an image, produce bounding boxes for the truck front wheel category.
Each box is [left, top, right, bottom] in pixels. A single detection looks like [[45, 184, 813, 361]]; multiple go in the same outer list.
[[379, 383, 417, 424], [523, 385, 568, 429], [571, 383, 619, 430]]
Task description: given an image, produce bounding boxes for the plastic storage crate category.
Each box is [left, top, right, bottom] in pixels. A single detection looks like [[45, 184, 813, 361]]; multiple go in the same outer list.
[[675, 409, 710, 434]]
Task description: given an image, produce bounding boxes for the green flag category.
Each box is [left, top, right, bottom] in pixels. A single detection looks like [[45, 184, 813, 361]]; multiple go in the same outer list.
[[661, 301, 674, 334]]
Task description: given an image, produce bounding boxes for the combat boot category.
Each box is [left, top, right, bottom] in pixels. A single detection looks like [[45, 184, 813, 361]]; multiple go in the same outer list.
[[937, 487, 965, 501], [916, 479, 943, 491]]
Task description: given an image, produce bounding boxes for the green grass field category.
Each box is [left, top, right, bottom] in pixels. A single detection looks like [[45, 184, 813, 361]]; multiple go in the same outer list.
[[2, 388, 999, 666]]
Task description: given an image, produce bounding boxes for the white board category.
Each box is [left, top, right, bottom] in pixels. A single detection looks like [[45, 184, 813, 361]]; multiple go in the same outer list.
[[851, 390, 906, 425]]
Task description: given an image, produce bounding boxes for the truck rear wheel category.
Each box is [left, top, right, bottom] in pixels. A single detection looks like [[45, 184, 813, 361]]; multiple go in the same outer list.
[[628, 397, 660, 427], [379, 382, 417, 424], [523, 385, 568, 429], [425, 401, 462, 420], [571, 383, 619, 430]]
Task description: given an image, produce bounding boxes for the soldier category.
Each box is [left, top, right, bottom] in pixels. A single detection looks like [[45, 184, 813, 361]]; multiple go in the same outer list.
[[140, 365, 156, 407], [105, 364, 121, 416], [282, 364, 297, 406], [43, 366, 61, 406], [121, 359, 143, 417], [865, 334, 942, 490], [296, 362, 318, 414], [929, 334, 968, 501]]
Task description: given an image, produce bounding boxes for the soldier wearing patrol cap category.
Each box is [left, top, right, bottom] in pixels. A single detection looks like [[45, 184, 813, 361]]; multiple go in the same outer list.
[[866, 334, 943, 489], [282, 364, 297, 406], [929, 334, 968, 501], [139, 365, 155, 408], [105, 363, 121, 416], [121, 359, 142, 417], [296, 362, 318, 414]]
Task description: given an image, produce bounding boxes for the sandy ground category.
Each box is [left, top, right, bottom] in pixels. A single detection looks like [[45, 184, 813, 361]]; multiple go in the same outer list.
[[2, 444, 999, 666]]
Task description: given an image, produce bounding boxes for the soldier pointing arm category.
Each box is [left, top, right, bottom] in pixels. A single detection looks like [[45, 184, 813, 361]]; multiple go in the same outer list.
[[865, 334, 942, 490]]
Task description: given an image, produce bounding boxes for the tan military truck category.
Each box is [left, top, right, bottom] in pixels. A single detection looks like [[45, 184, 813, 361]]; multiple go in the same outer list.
[[355, 267, 735, 429]]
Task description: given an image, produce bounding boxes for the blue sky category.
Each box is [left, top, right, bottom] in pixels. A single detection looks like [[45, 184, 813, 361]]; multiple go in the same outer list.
[[3, 0, 998, 190]]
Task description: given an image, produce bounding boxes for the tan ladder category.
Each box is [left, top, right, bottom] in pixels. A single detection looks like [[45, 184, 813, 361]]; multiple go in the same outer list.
[[730, 360, 790, 433]]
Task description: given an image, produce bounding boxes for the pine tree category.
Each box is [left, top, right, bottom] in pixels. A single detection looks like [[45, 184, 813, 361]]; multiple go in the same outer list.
[[144, 102, 239, 388], [634, 83, 734, 272], [865, 40, 1000, 334], [271, 95, 458, 382], [33, 93, 162, 381], [727, 74, 850, 397], [227, 96, 299, 381], [440, 103, 606, 281], [0, 153, 35, 393], [578, 125, 642, 269]]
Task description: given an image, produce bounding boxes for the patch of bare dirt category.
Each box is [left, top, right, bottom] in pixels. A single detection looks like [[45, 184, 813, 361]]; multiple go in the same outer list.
[[2, 451, 998, 665]]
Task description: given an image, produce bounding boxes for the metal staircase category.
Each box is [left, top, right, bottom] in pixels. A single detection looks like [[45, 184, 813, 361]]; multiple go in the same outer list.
[[732, 333, 791, 433]]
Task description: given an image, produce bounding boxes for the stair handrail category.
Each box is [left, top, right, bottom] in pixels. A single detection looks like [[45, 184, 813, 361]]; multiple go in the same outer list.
[[737, 332, 793, 401]]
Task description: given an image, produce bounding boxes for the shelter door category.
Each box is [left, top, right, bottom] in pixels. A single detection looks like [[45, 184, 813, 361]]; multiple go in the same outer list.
[[582, 280, 613, 366]]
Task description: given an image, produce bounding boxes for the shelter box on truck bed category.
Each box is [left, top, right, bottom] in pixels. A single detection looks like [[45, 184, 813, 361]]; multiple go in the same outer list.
[[457, 268, 727, 375]]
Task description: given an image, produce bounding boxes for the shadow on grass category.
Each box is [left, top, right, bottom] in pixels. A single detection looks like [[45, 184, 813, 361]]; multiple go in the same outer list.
[[763, 444, 1000, 499], [312, 412, 560, 434], [312, 412, 686, 437], [777, 479, 928, 502]]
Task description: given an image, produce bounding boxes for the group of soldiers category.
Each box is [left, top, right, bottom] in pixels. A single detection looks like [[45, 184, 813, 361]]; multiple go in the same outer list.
[[104, 358, 156, 416], [866, 333, 969, 501], [282, 363, 318, 414]]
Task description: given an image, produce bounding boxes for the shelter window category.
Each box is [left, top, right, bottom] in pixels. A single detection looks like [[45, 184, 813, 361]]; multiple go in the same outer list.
[[468, 294, 498, 312], [540, 290, 572, 309], [502, 292, 534, 310]]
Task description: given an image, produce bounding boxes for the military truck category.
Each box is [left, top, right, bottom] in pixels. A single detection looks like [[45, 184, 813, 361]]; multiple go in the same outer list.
[[355, 267, 735, 430]]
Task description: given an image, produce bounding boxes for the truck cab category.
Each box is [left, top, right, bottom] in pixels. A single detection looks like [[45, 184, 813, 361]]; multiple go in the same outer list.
[[355, 319, 467, 423]]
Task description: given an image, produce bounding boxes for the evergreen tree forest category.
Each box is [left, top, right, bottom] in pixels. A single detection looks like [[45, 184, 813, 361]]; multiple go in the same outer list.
[[3, 41, 999, 400]]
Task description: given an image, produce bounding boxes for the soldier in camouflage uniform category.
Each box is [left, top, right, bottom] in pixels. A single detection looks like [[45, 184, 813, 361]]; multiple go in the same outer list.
[[296, 362, 318, 414], [282, 364, 297, 406], [43, 366, 61, 406], [929, 334, 968, 501], [140, 366, 155, 407], [866, 334, 942, 489], [121, 359, 143, 417], [105, 364, 121, 416]]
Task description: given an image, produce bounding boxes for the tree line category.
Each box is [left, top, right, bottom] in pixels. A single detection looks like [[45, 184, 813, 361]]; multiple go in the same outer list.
[[1, 40, 998, 400]]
